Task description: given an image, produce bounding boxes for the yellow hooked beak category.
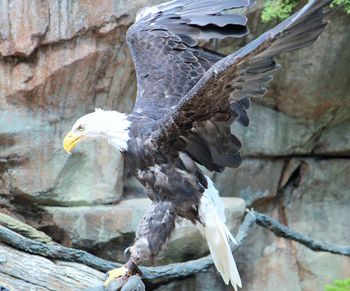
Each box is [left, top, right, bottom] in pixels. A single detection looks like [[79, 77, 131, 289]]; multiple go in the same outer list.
[[63, 131, 85, 154]]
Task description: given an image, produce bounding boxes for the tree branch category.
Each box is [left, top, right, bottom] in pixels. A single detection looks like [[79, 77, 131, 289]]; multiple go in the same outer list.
[[252, 211, 350, 257], [0, 212, 52, 243], [0, 209, 349, 288], [0, 213, 256, 281]]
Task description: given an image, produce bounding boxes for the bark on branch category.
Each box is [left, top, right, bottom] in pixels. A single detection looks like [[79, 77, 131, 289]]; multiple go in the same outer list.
[[252, 211, 350, 257], [0, 212, 255, 281], [0, 212, 52, 243], [0, 209, 349, 290], [0, 225, 121, 273]]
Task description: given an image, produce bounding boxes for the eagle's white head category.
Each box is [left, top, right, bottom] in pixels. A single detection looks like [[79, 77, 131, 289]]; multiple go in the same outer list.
[[63, 109, 131, 153]]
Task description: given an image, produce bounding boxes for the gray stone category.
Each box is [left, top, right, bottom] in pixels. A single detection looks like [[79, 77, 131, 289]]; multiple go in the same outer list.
[[214, 158, 284, 206], [154, 266, 232, 291], [285, 158, 350, 291], [261, 10, 350, 124], [231, 103, 325, 156], [0, 0, 49, 56], [0, 0, 164, 57], [0, 0, 148, 205], [0, 254, 7, 264], [235, 219, 304, 291], [44, 198, 246, 264], [314, 120, 350, 156], [0, 109, 124, 205], [235, 158, 350, 291]]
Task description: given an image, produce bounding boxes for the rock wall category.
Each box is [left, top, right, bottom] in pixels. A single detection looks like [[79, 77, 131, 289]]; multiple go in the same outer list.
[[0, 1, 349, 291]]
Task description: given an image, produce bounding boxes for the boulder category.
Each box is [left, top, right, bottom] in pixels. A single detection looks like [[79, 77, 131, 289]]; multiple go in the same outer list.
[[154, 266, 233, 291], [262, 10, 350, 124], [0, 0, 153, 205], [0, 109, 125, 206], [314, 119, 350, 156], [231, 103, 331, 156], [284, 158, 350, 290], [235, 158, 350, 291], [0, 0, 164, 57], [43, 198, 246, 264], [214, 158, 284, 206]]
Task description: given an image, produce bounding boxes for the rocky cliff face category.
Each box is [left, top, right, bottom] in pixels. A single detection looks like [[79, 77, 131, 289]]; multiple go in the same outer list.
[[0, 1, 349, 291]]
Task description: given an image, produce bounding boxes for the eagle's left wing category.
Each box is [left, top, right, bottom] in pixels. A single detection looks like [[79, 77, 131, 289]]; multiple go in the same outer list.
[[153, 0, 331, 159], [127, 0, 253, 118]]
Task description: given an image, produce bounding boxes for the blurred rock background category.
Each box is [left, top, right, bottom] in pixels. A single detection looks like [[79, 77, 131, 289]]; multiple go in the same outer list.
[[0, 0, 349, 290]]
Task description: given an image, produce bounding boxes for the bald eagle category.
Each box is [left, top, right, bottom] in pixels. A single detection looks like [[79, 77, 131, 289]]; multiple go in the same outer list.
[[63, 0, 331, 289]]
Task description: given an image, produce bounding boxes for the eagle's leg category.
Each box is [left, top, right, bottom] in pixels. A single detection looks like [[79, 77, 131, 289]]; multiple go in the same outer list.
[[104, 201, 176, 288]]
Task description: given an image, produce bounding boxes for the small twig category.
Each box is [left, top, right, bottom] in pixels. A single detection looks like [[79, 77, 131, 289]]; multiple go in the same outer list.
[[235, 210, 256, 248], [253, 211, 350, 257]]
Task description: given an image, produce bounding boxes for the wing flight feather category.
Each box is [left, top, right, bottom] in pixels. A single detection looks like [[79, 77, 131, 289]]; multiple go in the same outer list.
[[127, 0, 253, 117], [128, 0, 331, 172], [154, 0, 331, 150]]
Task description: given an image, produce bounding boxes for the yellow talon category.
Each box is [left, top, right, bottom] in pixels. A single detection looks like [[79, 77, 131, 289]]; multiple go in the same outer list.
[[104, 266, 129, 287]]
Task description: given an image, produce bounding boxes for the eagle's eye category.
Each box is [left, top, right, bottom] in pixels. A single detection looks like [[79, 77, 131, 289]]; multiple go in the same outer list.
[[77, 125, 85, 131]]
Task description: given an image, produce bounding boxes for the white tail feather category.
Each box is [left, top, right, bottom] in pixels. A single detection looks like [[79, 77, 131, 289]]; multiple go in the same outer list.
[[198, 177, 242, 290]]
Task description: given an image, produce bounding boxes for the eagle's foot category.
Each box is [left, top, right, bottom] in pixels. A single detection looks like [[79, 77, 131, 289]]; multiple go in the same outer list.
[[104, 266, 130, 287], [104, 260, 143, 290]]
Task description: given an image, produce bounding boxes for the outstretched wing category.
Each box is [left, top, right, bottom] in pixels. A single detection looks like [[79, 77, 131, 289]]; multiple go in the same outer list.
[[127, 0, 253, 118], [152, 0, 331, 170]]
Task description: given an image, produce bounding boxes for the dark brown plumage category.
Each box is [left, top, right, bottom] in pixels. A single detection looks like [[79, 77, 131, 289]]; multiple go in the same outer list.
[[124, 0, 331, 219], [123, 1, 256, 229], [69, 0, 333, 288]]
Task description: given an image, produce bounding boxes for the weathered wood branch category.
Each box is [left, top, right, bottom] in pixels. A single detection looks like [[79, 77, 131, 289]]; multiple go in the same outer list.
[[0, 212, 52, 243], [0, 243, 106, 291], [0, 225, 121, 272], [0, 212, 255, 282], [252, 211, 350, 257], [1, 209, 349, 291]]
